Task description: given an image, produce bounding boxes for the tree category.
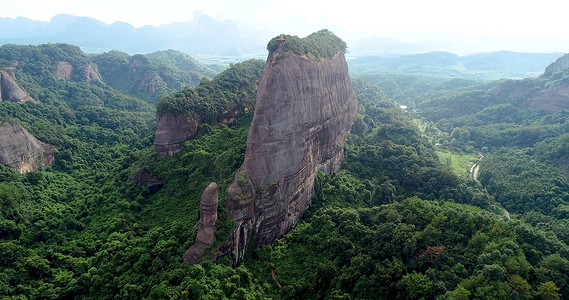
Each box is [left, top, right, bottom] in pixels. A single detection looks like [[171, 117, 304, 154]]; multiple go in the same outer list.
[[538, 281, 560, 300]]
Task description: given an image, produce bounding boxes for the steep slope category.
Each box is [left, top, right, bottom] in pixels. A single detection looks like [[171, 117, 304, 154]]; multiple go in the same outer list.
[[224, 30, 357, 263], [154, 59, 263, 156], [0, 120, 54, 173]]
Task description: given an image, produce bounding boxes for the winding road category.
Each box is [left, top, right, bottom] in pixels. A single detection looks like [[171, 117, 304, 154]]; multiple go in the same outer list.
[[469, 153, 510, 221]]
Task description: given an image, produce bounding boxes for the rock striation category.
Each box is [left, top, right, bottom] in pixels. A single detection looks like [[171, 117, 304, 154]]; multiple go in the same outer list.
[[224, 31, 357, 264], [182, 182, 219, 264], [0, 71, 36, 103], [0, 121, 54, 173]]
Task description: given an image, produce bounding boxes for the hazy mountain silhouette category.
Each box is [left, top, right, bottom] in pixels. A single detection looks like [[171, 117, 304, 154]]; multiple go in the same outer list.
[[0, 12, 265, 56]]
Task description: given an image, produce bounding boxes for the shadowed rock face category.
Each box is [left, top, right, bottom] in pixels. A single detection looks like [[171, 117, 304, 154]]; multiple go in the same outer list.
[[153, 113, 200, 156], [128, 167, 164, 194], [0, 71, 36, 103], [225, 47, 357, 263], [0, 121, 54, 173], [182, 182, 219, 264]]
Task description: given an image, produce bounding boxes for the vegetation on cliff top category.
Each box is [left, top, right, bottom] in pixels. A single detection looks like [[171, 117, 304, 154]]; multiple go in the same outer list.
[[267, 29, 347, 59], [156, 59, 264, 121]]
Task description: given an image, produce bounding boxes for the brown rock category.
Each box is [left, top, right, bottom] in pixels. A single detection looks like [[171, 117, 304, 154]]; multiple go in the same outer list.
[[225, 45, 357, 263], [0, 71, 36, 103], [85, 64, 101, 82], [153, 113, 200, 156], [56, 61, 73, 80], [0, 121, 54, 173], [182, 182, 219, 264], [522, 84, 569, 112]]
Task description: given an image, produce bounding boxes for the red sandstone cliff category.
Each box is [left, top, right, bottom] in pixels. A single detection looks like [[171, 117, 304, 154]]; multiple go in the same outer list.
[[0, 121, 54, 173], [224, 40, 357, 263]]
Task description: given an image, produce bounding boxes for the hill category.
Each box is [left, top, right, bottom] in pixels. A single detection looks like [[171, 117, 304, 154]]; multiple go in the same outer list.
[[93, 50, 216, 104], [0, 38, 567, 300]]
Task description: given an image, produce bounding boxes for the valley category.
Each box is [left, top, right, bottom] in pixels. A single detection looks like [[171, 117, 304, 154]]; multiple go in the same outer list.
[[0, 26, 567, 300]]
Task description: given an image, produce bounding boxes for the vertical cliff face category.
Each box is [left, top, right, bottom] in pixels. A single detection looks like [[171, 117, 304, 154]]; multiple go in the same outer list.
[[0, 121, 54, 173], [154, 113, 200, 156], [225, 31, 357, 263], [0, 71, 36, 103]]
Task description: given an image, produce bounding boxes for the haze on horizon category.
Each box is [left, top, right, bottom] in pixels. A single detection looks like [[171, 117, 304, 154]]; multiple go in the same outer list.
[[2, 0, 569, 55]]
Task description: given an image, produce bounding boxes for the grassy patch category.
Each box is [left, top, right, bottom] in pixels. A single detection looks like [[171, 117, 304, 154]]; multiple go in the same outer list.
[[436, 150, 478, 177]]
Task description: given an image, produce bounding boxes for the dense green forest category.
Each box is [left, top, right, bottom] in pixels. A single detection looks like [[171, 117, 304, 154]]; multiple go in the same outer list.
[[156, 59, 264, 122], [0, 43, 567, 300]]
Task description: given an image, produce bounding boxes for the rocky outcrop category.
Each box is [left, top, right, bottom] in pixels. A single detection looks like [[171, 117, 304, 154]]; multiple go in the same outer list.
[[522, 85, 569, 112], [154, 113, 200, 156], [128, 167, 164, 194], [182, 182, 219, 264], [0, 121, 54, 173], [224, 36, 357, 264], [85, 64, 101, 82], [56, 61, 101, 82], [153, 59, 264, 156], [56, 61, 73, 79], [0, 71, 36, 103], [544, 53, 569, 77]]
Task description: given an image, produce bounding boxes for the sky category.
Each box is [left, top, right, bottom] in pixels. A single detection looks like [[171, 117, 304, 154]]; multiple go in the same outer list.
[[2, 0, 569, 54]]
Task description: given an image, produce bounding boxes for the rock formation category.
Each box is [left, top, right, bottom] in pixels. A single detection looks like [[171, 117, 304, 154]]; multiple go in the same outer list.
[[85, 64, 101, 82], [543, 53, 569, 77], [128, 167, 164, 194], [0, 71, 36, 103], [154, 113, 200, 156], [56, 61, 73, 79], [224, 31, 357, 264], [56, 61, 101, 83], [0, 121, 54, 173], [153, 59, 263, 156], [182, 182, 219, 264]]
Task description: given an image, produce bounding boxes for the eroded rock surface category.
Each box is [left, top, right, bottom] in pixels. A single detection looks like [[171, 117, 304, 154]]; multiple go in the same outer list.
[[182, 182, 219, 264], [225, 43, 357, 263], [56, 61, 73, 79], [85, 64, 101, 82], [0, 71, 36, 103], [0, 121, 54, 173], [153, 113, 200, 156]]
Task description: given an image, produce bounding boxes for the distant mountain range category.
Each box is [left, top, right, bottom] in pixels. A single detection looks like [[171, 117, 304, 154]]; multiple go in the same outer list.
[[0, 12, 267, 56], [348, 51, 564, 80]]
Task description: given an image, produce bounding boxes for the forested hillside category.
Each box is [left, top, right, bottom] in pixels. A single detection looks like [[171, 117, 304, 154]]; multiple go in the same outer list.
[[0, 43, 567, 300], [94, 50, 216, 104]]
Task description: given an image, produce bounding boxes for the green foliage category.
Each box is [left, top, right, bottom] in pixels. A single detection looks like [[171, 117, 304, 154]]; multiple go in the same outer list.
[[479, 149, 569, 214], [93, 50, 217, 104], [156, 59, 264, 121], [267, 29, 347, 59]]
